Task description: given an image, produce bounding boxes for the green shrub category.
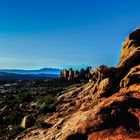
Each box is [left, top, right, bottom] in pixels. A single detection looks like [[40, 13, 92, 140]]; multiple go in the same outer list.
[[7, 125, 24, 139], [16, 92, 32, 103], [3, 110, 22, 124], [36, 94, 56, 114], [35, 116, 50, 128]]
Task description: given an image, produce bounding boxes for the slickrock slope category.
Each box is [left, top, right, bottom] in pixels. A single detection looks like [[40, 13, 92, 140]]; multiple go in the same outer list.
[[16, 28, 140, 140]]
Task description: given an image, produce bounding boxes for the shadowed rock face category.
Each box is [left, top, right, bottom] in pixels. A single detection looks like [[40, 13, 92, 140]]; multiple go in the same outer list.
[[16, 28, 140, 140]]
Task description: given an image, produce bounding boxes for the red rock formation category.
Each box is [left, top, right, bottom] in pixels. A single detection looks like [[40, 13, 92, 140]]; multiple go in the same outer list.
[[68, 68, 74, 80], [60, 69, 69, 79], [60, 67, 93, 80], [118, 27, 140, 67], [74, 70, 80, 78], [16, 28, 140, 140]]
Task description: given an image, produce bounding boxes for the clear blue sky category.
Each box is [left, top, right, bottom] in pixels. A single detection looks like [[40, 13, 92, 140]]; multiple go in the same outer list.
[[0, 0, 140, 69]]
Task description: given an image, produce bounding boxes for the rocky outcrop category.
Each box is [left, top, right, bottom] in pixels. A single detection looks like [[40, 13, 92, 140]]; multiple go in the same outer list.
[[117, 28, 140, 80], [16, 28, 140, 140], [60, 69, 69, 79], [118, 27, 140, 67], [60, 67, 92, 80]]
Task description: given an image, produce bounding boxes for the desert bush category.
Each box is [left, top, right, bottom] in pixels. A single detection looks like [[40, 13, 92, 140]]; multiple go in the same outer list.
[[36, 94, 56, 114], [35, 116, 51, 128], [3, 110, 22, 124], [7, 125, 24, 139]]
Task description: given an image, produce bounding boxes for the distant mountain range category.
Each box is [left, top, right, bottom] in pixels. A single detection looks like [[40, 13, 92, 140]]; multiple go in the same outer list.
[[0, 68, 61, 75], [0, 68, 61, 81]]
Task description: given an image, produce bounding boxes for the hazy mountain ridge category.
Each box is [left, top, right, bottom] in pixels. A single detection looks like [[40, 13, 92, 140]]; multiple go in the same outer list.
[[0, 68, 61, 80], [0, 72, 59, 80], [0, 68, 61, 75]]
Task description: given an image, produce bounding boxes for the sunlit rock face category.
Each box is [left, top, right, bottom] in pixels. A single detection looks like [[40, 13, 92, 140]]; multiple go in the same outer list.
[[117, 27, 140, 68], [16, 28, 140, 140]]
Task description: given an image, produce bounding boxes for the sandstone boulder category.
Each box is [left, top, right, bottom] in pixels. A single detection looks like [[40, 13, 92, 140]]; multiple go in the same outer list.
[[21, 115, 34, 129]]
